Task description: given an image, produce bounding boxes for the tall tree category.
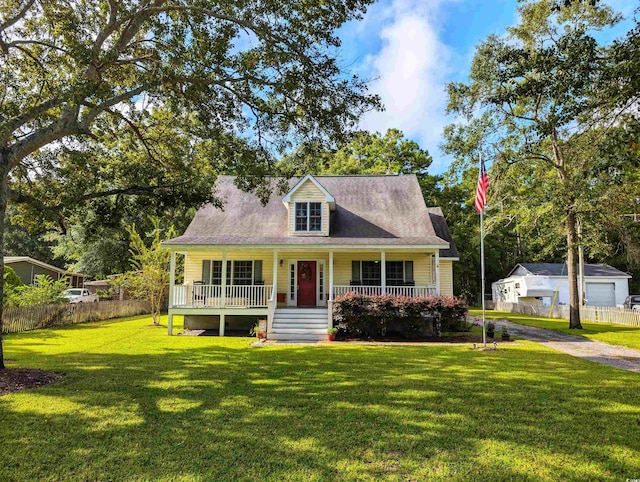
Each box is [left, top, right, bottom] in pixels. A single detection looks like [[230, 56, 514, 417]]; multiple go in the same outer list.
[[444, 0, 634, 328], [0, 0, 380, 368], [280, 128, 434, 179], [127, 219, 173, 326]]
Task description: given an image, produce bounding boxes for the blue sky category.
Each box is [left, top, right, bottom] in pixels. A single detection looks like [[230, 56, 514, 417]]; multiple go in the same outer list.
[[337, 0, 638, 174]]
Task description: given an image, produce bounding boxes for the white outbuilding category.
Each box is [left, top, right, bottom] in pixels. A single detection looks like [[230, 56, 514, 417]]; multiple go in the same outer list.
[[492, 263, 631, 307]]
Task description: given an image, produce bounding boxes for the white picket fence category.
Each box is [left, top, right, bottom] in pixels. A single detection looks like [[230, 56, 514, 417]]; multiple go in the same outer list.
[[580, 306, 640, 327], [492, 301, 640, 327]]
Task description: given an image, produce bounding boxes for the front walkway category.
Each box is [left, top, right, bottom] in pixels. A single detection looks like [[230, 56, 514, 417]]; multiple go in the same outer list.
[[497, 319, 640, 373]]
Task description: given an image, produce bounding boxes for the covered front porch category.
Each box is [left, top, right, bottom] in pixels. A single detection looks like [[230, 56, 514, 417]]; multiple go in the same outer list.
[[167, 248, 447, 336]]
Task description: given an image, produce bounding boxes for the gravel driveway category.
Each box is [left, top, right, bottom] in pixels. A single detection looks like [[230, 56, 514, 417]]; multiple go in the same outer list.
[[494, 320, 640, 373]]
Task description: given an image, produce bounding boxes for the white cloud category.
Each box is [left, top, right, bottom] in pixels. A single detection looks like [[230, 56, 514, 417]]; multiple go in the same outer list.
[[358, 0, 456, 173]]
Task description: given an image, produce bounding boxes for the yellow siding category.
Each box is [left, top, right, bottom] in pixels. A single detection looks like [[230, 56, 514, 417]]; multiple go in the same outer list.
[[332, 252, 434, 286], [184, 251, 274, 286], [287, 179, 330, 236], [182, 251, 451, 297], [439, 260, 454, 296]]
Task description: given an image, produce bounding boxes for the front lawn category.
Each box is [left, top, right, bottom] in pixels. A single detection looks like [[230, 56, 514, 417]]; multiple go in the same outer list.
[[1, 315, 639, 481], [471, 309, 640, 351]]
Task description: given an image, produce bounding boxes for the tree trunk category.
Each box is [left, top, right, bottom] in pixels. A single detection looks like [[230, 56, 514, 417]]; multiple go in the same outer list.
[[0, 160, 8, 369], [566, 209, 583, 329], [551, 132, 581, 330]]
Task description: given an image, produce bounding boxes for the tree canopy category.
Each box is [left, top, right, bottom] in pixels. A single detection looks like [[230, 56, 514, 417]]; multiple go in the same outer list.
[[0, 0, 381, 368], [444, 0, 639, 327]]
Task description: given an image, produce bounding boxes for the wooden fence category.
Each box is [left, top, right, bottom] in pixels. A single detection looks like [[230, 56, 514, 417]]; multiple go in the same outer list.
[[2, 300, 152, 334], [492, 301, 640, 327]]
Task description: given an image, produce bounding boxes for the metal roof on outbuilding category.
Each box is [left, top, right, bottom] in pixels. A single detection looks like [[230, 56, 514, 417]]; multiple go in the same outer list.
[[508, 263, 631, 278]]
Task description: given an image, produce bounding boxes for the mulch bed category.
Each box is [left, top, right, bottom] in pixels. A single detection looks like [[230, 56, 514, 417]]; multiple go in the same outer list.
[[0, 368, 63, 396], [336, 334, 514, 343], [337, 334, 478, 343]]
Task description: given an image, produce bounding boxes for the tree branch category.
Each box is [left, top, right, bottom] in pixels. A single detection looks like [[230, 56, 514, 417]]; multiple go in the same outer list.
[[0, 0, 35, 35], [8, 182, 192, 214], [0, 96, 67, 144], [102, 106, 162, 164], [2, 39, 69, 54]]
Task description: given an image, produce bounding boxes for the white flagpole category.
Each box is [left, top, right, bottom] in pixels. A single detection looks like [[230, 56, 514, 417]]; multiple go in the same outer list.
[[480, 151, 487, 348]]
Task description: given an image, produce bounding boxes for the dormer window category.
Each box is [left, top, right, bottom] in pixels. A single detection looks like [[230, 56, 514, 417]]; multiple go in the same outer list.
[[295, 202, 322, 232]]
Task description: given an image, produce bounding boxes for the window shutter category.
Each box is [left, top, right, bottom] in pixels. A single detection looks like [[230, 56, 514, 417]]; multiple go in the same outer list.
[[253, 260, 263, 283], [404, 261, 414, 283], [352, 261, 361, 282], [202, 260, 211, 284], [227, 260, 232, 285]]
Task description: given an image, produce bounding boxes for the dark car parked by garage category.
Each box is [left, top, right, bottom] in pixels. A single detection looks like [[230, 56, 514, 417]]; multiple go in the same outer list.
[[623, 295, 640, 310]]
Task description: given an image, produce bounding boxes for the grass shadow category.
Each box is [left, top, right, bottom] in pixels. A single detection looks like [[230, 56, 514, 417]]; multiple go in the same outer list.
[[1, 316, 639, 480]]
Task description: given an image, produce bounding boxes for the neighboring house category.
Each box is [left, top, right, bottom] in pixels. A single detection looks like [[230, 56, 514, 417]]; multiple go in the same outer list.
[[84, 275, 128, 300], [164, 174, 459, 340], [4, 256, 84, 287], [84, 279, 109, 295], [492, 263, 631, 307]]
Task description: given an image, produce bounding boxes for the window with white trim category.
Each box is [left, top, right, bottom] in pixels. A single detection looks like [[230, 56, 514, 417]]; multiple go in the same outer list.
[[351, 260, 414, 286], [294, 202, 322, 232], [201, 260, 263, 285], [233, 260, 253, 285], [386, 261, 404, 286]]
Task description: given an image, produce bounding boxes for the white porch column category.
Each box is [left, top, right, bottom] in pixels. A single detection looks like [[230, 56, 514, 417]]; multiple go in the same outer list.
[[328, 251, 334, 301], [272, 251, 279, 295], [328, 251, 334, 329], [219, 313, 225, 337], [221, 251, 227, 308], [435, 250, 441, 295], [269, 251, 278, 334], [381, 251, 386, 294], [168, 251, 176, 336]]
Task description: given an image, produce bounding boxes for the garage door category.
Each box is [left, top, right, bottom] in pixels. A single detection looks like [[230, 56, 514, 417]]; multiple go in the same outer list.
[[585, 282, 616, 307]]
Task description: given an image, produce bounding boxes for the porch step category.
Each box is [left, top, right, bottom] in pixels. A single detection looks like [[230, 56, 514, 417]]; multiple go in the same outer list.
[[272, 313, 327, 318], [269, 307, 329, 341], [268, 333, 327, 342], [274, 308, 328, 315], [273, 317, 327, 323], [271, 328, 328, 335], [272, 322, 326, 330]]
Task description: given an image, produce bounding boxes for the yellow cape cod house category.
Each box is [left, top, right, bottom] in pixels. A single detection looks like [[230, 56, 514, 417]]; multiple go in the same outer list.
[[164, 174, 458, 340]]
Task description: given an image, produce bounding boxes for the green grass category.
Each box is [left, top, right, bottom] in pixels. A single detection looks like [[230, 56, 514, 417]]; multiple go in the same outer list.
[[1, 315, 639, 481], [471, 309, 640, 351]]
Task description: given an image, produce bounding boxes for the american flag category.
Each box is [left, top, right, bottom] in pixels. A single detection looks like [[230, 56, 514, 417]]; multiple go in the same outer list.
[[475, 155, 488, 213]]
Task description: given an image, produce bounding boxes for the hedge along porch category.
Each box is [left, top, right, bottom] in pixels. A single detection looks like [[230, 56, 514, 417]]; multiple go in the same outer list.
[[167, 248, 455, 335]]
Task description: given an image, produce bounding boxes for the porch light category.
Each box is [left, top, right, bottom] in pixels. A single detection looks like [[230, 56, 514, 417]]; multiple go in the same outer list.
[[279, 259, 284, 267]]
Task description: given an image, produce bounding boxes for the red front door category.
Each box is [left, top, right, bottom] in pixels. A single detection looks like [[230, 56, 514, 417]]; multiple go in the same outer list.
[[297, 261, 317, 307]]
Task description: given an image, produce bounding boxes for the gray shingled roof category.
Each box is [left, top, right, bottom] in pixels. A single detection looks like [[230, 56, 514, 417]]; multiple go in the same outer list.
[[425, 207, 459, 258], [513, 263, 630, 278], [165, 175, 455, 249]]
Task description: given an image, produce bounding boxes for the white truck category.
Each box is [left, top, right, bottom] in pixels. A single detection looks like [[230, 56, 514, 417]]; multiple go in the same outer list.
[[63, 288, 99, 303]]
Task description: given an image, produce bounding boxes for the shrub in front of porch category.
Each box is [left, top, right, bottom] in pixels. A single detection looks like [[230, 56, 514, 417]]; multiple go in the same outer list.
[[333, 293, 468, 339]]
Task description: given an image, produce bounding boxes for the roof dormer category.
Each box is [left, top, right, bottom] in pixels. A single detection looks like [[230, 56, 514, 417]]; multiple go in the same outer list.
[[283, 175, 334, 236]]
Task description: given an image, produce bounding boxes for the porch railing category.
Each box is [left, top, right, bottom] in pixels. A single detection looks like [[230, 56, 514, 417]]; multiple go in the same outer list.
[[172, 284, 273, 308], [332, 285, 437, 298]]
